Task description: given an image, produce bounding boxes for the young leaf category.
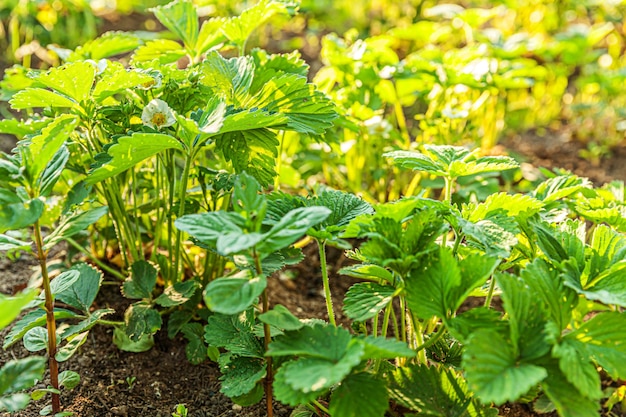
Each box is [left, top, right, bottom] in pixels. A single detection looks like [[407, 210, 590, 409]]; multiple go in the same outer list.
[[122, 260, 158, 300], [533, 174, 592, 203], [55, 331, 88, 362], [221, 0, 297, 50], [465, 192, 544, 222], [329, 372, 389, 417], [309, 189, 374, 237], [339, 264, 394, 284], [92, 61, 154, 102], [21, 114, 78, 187], [38, 146, 69, 197], [23, 327, 48, 352], [267, 323, 354, 360], [257, 206, 331, 255], [343, 283, 395, 322], [43, 206, 108, 249], [203, 273, 267, 315], [150, 0, 199, 49], [48, 270, 81, 297], [112, 326, 154, 353], [58, 370, 80, 390], [463, 329, 547, 405], [86, 133, 184, 185], [132, 39, 187, 64], [258, 304, 303, 331], [0, 356, 46, 395], [219, 355, 266, 398], [68, 31, 140, 61], [60, 309, 114, 340]]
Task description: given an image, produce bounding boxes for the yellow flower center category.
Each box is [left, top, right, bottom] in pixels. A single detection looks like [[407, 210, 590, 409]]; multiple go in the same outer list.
[[152, 112, 167, 126], [142, 80, 155, 88]]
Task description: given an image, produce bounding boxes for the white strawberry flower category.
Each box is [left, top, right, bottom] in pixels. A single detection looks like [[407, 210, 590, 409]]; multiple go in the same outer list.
[[142, 99, 176, 129]]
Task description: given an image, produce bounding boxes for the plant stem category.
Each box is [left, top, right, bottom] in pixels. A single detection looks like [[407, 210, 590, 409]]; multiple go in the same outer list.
[[415, 324, 446, 353], [34, 221, 60, 414], [317, 240, 336, 327], [173, 152, 194, 284], [312, 400, 330, 415], [484, 276, 496, 308], [254, 251, 273, 417], [441, 176, 454, 247], [65, 238, 126, 281]]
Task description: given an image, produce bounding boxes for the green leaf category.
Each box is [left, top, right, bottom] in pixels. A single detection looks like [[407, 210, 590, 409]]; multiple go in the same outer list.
[[446, 307, 505, 343], [384, 150, 445, 176], [281, 343, 364, 393], [0, 191, 44, 233], [221, 0, 296, 50], [452, 254, 499, 312], [58, 370, 80, 390], [22, 114, 78, 187], [180, 323, 208, 365], [273, 361, 325, 406], [565, 312, 626, 379], [175, 211, 246, 248], [330, 372, 389, 417], [520, 258, 576, 332], [258, 304, 303, 331], [586, 225, 626, 280], [217, 231, 264, 255], [310, 189, 374, 234], [203, 272, 267, 315], [0, 393, 31, 412], [533, 174, 592, 203], [10, 88, 77, 109], [574, 262, 626, 307], [463, 329, 547, 405], [92, 62, 154, 102], [124, 303, 162, 342], [219, 355, 266, 398], [155, 280, 201, 307], [113, 326, 154, 352], [3, 309, 79, 349], [0, 356, 45, 395], [69, 31, 140, 60], [0, 234, 30, 251], [38, 146, 69, 197], [204, 311, 264, 358], [0, 290, 37, 330], [552, 340, 602, 400], [339, 264, 394, 284], [387, 364, 480, 416], [458, 217, 517, 257], [34, 61, 96, 102], [23, 327, 47, 352], [86, 133, 184, 185], [200, 52, 255, 99], [215, 128, 279, 187], [44, 206, 108, 250], [541, 367, 599, 417], [60, 309, 114, 340], [56, 263, 103, 312], [243, 73, 337, 135], [258, 206, 331, 254], [150, 0, 198, 49], [196, 18, 228, 54], [405, 249, 461, 320], [448, 155, 518, 178], [343, 282, 395, 322], [48, 270, 80, 297], [122, 260, 158, 300], [465, 192, 543, 222], [55, 331, 88, 362], [268, 323, 353, 360], [131, 39, 186, 64], [359, 336, 416, 360]]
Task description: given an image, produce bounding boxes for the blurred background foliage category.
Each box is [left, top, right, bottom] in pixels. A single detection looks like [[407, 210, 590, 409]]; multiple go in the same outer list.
[[1, 0, 625, 201]]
